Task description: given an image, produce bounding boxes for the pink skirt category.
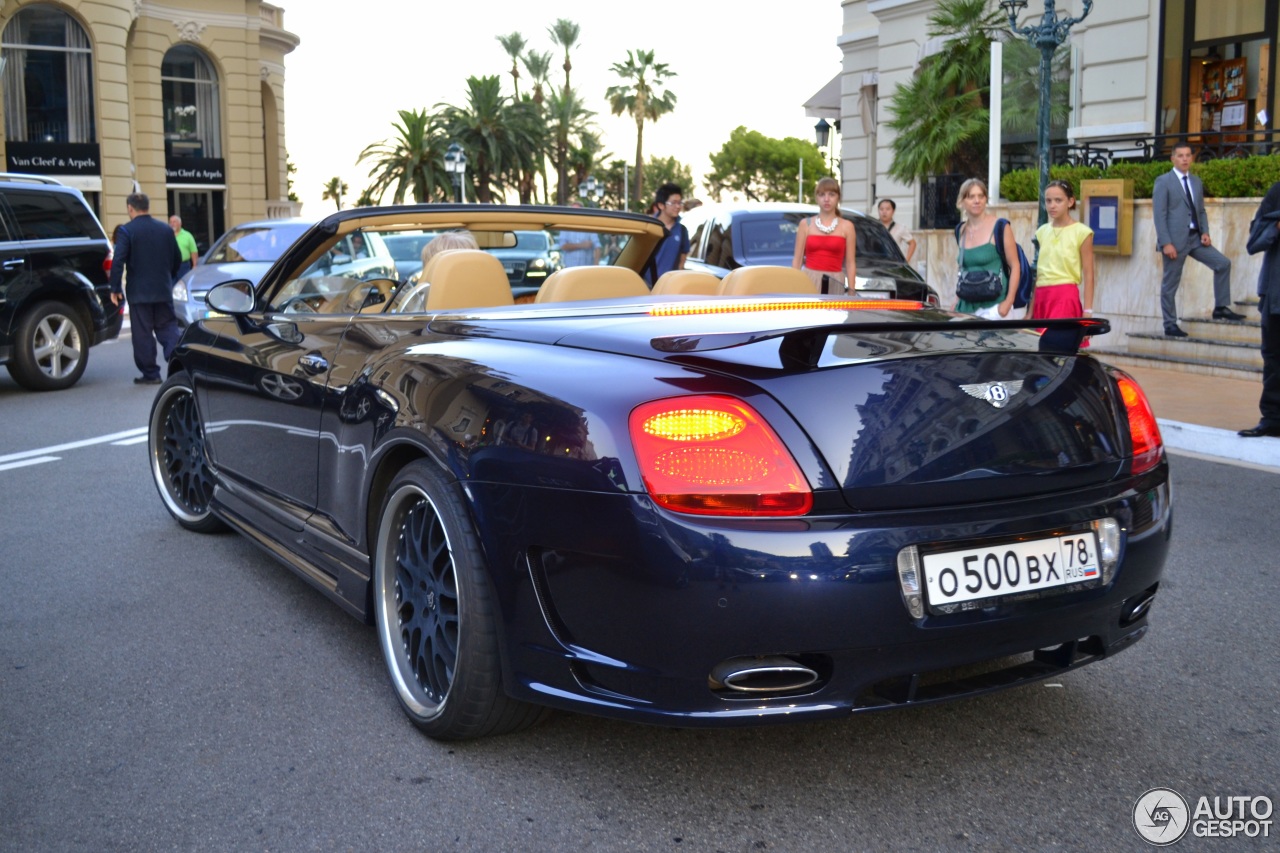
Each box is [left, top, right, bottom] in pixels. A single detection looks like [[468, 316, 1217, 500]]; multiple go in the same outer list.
[[1030, 283, 1088, 347]]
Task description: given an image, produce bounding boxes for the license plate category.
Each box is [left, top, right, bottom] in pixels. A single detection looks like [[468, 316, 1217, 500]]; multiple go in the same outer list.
[[922, 531, 1100, 609]]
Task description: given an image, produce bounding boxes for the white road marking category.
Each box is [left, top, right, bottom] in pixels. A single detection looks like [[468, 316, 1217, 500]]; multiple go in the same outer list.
[[0, 427, 147, 465], [0, 456, 60, 472], [111, 435, 150, 446]]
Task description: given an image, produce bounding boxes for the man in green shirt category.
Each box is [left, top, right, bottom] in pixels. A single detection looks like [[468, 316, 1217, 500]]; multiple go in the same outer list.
[[169, 215, 199, 283]]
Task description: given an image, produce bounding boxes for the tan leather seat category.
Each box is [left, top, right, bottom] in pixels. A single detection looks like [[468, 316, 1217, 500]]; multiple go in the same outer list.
[[716, 265, 818, 297], [651, 269, 720, 296], [421, 250, 515, 311], [535, 266, 651, 303]]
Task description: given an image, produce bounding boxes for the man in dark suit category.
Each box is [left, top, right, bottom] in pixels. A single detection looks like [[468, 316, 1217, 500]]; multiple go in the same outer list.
[[1152, 142, 1243, 337], [1239, 181, 1280, 437], [109, 192, 182, 384]]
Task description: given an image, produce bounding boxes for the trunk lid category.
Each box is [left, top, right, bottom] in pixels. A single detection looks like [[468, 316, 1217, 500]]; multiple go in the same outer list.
[[434, 304, 1126, 509]]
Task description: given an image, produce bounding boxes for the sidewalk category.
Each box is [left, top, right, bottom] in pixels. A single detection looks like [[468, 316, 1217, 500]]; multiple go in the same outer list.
[[1106, 362, 1280, 471]]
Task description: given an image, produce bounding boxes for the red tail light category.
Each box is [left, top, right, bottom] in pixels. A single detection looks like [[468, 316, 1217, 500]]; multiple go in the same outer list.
[[628, 395, 813, 516], [1115, 373, 1163, 475], [103, 256, 112, 274]]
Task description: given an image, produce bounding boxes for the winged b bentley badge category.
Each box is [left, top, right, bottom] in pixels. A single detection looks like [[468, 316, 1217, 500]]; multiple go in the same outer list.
[[959, 380, 1023, 408]]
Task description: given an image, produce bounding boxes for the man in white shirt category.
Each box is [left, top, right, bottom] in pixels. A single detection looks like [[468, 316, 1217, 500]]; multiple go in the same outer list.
[[557, 201, 601, 267], [878, 198, 916, 265]]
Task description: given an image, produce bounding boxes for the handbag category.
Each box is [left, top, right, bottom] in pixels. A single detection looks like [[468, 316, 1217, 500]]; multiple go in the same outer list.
[[956, 269, 1003, 302], [955, 224, 1004, 302]]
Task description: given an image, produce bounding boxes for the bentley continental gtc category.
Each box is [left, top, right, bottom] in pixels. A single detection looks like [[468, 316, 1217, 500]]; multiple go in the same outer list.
[[147, 204, 1172, 740]]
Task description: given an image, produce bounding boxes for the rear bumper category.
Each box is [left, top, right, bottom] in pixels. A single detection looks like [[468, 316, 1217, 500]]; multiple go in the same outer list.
[[93, 306, 124, 344], [473, 478, 1172, 727]]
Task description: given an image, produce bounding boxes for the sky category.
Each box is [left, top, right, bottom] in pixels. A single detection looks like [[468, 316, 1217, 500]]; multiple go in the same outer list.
[[281, 0, 842, 214]]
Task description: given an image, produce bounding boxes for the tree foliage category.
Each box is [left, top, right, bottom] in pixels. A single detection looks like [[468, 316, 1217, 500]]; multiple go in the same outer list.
[[606, 49, 677, 206], [545, 86, 596, 204], [321, 176, 348, 210], [884, 0, 1007, 183], [522, 49, 553, 105], [357, 108, 450, 204], [706, 127, 828, 203], [437, 76, 546, 204], [638, 155, 694, 208], [547, 18, 580, 94], [496, 32, 526, 100], [1000, 37, 1071, 139]]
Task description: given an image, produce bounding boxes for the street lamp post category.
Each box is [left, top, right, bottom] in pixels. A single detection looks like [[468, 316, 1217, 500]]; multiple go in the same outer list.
[[813, 118, 840, 178], [444, 142, 467, 203], [578, 175, 602, 208], [1001, 0, 1092, 227]]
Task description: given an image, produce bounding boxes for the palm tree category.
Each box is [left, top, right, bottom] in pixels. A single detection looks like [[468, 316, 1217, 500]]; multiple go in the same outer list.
[[1000, 38, 1071, 140], [522, 49, 553, 106], [321, 176, 347, 210], [357, 108, 450, 203], [437, 76, 544, 204], [606, 49, 677, 206], [545, 87, 596, 205], [506, 97, 551, 205], [883, 0, 1007, 183], [523, 49, 556, 201], [496, 32, 526, 99], [547, 18, 580, 94], [568, 131, 609, 197]]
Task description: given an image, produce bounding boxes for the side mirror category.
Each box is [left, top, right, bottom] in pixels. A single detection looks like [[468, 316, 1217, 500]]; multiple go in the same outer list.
[[206, 279, 256, 315]]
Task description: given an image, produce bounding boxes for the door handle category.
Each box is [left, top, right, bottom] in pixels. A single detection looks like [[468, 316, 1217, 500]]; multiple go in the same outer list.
[[2, 258, 24, 270], [298, 352, 328, 375]]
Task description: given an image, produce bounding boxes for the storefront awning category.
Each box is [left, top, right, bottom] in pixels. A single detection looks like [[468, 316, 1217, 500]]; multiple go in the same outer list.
[[804, 74, 841, 120]]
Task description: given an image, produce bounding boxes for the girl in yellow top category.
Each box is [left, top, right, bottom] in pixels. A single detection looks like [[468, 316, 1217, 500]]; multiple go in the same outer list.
[[1031, 180, 1095, 344]]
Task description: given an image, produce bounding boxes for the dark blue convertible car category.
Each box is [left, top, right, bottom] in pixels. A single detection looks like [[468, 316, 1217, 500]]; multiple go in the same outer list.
[[147, 205, 1171, 740]]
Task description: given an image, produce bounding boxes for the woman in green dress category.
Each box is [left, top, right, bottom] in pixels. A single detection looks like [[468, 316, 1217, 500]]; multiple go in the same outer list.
[[954, 178, 1020, 317]]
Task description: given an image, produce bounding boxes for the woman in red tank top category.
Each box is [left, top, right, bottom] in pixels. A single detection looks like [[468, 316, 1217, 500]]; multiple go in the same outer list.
[[791, 176, 857, 294]]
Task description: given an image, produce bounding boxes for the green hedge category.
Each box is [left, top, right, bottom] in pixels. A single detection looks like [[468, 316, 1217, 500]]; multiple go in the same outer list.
[[1001, 153, 1280, 201]]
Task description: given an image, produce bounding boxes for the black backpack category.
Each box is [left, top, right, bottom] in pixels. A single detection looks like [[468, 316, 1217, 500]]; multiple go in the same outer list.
[[954, 218, 1037, 309]]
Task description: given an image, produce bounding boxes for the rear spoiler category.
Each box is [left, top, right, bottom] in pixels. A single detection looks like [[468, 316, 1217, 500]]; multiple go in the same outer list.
[[651, 317, 1111, 368]]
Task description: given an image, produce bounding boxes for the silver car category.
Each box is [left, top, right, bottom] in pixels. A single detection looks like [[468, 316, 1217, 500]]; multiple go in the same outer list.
[[172, 218, 398, 326]]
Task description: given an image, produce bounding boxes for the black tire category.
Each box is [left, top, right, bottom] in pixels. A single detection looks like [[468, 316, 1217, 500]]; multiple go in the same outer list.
[[373, 460, 546, 740], [148, 374, 226, 533], [6, 301, 89, 391]]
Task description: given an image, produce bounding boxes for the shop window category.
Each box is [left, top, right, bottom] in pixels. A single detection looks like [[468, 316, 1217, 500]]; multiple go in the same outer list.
[[162, 45, 222, 158], [1, 5, 95, 143]]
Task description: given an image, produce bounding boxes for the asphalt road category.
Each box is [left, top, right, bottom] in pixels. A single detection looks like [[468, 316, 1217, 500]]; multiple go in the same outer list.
[[2, 333, 1277, 852]]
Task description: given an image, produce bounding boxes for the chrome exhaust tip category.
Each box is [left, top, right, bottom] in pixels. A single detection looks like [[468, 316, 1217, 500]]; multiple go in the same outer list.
[[1124, 591, 1156, 624], [709, 656, 821, 694]]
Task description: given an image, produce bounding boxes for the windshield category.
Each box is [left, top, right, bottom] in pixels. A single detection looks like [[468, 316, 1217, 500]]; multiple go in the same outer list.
[[514, 231, 550, 251], [382, 233, 435, 262], [736, 213, 906, 265], [206, 223, 311, 264]]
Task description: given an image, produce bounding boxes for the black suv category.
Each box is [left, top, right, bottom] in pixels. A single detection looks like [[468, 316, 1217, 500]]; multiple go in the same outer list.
[[679, 202, 940, 306], [0, 174, 118, 390]]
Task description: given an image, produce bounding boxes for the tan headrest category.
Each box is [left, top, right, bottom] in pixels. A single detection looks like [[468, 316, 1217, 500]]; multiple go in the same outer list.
[[717, 265, 818, 297], [422, 250, 514, 310], [535, 265, 651, 303], [651, 269, 721, 296]]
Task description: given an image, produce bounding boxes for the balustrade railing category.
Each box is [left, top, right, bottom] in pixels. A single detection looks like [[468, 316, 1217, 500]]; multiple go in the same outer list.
[[1050, 129, 1279, 169]]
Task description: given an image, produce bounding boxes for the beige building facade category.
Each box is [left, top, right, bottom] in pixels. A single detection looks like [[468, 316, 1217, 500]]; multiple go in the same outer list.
[[827, 0, 1277, 228], [0, 0, 298, 251]]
